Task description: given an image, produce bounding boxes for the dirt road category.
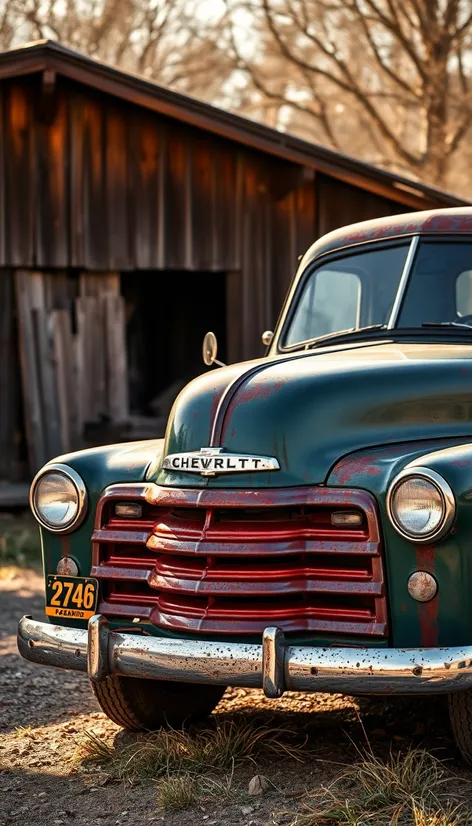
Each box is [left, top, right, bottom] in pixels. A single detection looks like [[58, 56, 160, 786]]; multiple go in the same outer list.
[[0, 569, 465, 826]]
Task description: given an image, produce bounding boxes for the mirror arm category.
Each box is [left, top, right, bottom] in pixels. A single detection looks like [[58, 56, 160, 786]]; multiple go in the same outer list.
[[202, 331, 226, 367]]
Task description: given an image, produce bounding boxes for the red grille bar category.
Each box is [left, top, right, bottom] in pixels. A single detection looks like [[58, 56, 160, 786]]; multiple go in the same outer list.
[[91, 483, 387, 638]]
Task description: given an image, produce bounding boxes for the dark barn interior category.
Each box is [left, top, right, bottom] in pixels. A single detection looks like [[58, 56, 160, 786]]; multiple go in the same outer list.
[[0, 40, 467, 499]]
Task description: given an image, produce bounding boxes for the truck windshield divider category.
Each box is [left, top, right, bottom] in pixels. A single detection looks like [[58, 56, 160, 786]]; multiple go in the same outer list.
[[386, 235, 419, 328]]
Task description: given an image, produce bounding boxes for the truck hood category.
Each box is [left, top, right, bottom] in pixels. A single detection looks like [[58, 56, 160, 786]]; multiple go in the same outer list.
[[151, 340, 472, 488]]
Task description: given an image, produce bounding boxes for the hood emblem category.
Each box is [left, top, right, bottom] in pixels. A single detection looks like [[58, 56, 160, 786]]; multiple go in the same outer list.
[[162, 447, 280, 477]]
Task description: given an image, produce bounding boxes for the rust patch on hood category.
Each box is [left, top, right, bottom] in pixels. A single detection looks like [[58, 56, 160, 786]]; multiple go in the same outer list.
[[331, 454, 384, 486]]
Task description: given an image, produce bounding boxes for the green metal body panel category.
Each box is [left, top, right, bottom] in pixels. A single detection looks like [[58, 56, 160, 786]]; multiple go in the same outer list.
[[35, 209, 472, 654], [154, 341, 472, 489], [41, 440, 164, 628], [39, 342, 472, 649], [328, 439, 472, 648]]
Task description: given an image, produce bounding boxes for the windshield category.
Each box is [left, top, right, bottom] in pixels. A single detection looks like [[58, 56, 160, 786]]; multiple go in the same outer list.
[[282, 239, 472, 348], [398, 240, 472, 326], [283, 244, 409, 347]]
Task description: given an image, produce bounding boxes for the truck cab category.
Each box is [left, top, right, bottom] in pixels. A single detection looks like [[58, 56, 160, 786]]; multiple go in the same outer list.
[[19, 206, 472, 761]]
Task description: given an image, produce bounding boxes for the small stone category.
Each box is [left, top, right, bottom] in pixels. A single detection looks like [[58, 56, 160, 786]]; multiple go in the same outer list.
[[248, 775, 270, 796], [38, 792, 47, 798], [62, 722, 79, 733], [241, 806, 254, 815]]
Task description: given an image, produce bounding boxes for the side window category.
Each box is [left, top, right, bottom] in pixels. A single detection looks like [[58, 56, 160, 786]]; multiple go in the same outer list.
[[283, 243, 409, 348], [286, 269, 361, 344], [456, 270, 472, 317]]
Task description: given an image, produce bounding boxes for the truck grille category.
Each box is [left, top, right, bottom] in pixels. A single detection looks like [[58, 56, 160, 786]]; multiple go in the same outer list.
[[91, 484, 387, 638]]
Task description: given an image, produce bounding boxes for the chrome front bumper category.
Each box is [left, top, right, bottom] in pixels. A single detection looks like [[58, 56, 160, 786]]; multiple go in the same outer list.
[[18, 615, 472, 697]]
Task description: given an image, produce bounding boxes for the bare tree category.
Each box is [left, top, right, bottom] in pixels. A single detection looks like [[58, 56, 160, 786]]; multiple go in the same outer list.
[[221, 0, 472, 186], [0, 0, 233, 100], [3, 0, 472, 191]]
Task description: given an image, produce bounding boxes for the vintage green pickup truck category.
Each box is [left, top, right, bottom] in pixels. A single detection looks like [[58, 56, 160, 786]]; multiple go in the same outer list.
[[18, 206, 472, 760]]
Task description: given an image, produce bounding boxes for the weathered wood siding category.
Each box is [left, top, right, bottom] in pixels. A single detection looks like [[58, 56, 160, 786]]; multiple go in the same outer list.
[[0, 73, 313, 359], [0, 71, 426, 483], [0, 75, 247, 272], [316, 174, 400, 236], [0, 270, 25, 482]]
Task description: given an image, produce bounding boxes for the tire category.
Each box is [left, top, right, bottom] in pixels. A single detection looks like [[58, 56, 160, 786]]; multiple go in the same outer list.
[[448, 690, 472, 762], [91, 675, 226, 732]]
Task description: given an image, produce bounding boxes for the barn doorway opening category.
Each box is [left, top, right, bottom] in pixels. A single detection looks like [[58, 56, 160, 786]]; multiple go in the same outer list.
[[122, 271, 228, 434]]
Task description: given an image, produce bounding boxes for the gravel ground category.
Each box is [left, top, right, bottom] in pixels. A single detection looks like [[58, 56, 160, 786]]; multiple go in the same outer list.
[[0, 568, 468, 826]]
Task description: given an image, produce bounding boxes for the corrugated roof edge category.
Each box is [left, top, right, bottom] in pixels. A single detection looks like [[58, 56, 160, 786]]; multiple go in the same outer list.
[[0, 38, 467, 211]]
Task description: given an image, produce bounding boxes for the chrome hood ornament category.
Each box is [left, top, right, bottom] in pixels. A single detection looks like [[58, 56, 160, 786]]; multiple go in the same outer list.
[[162, 447, 280, 477]]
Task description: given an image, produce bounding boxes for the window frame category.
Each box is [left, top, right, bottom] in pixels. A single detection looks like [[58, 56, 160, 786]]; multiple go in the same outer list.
[[285, 266, 363, 348], [278, 238, 413, 352], [396, 236, 472, 328], [456, 269, 472, 317]]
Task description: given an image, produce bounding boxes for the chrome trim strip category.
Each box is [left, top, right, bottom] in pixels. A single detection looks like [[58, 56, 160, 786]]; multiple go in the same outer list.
[[88, 614, 110, 681], [386, 466, 456, 544], [262, 627, 285, 698], [209, 363, 269, 447], [30, 463, 88, 534], [18, 615, 472, 696], [386, 235, 419, 328], [162, 448, 280, 476], [110, 628, 262, 687], [18, 615, 88, 671]]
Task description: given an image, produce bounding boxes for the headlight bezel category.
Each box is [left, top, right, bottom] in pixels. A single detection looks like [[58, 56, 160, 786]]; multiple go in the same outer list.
[[386, 466, 455, 543], [30, 463, 88, 534]]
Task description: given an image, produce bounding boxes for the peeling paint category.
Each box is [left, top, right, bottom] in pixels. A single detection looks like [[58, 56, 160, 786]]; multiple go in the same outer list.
[[332, 455, 384, 486], [304, 209, 472, 265], [415, 546, 439, 647], [59, 535, 71, 559], [92, 482, 387, 640]]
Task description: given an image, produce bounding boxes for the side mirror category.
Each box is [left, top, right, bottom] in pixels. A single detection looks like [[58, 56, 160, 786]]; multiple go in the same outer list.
[[262, 330, 274, 346], [202, 331, 225, 368]]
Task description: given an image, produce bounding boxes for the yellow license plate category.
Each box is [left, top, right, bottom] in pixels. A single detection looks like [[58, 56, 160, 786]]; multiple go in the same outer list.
[[45, 575, 98, 620]]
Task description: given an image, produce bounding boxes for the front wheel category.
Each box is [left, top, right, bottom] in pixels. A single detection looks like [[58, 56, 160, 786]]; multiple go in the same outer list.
[[448, 691, 472, 762], [91, 674, 226, 731]]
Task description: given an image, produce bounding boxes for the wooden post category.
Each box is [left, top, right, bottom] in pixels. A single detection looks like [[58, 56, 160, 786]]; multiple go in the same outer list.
[[104, 294, 129, 421], [14, 270, 47, 471]]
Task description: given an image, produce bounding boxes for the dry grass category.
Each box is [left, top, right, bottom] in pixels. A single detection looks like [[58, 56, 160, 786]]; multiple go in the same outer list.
[[156, 775, 199, 811], [156, 772, 236, 811], [78, 715, 303, 812], [78, 716, 305, 784], [79, 716, 472, 819], [13, 725, 36, 740], [291, 747, 470, 826], [412, 803, 469, 826]]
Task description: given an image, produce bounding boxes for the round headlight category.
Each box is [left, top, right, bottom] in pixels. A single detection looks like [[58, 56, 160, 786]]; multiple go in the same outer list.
[[387, 467, 455, 543], [30, 464, 87, 533]]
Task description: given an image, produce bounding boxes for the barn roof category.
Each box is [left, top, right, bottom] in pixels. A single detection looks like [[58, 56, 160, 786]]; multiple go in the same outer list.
[[0, 39, 467, 211]]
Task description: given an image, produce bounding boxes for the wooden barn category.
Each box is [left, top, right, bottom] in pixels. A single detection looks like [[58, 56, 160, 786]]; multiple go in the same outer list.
[[0, 39, 467, 499]]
